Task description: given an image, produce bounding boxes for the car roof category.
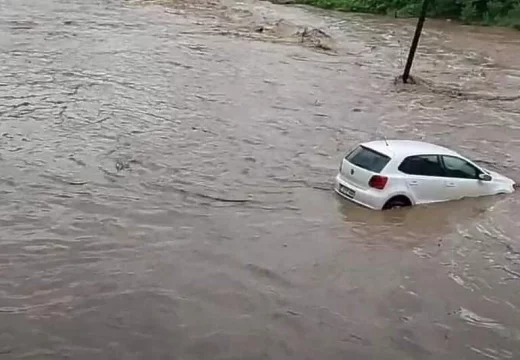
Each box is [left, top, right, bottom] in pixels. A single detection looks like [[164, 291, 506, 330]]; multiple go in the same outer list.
[[361, 140, 460, 159]]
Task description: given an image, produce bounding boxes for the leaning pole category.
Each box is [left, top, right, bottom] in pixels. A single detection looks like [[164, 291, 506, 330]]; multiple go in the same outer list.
[[402, 0, 431, 83]]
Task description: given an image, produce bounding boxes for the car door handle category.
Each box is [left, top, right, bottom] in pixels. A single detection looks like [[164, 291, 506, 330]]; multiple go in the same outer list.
[[408, 181, 419, 186], [445, 182, 456, 187]]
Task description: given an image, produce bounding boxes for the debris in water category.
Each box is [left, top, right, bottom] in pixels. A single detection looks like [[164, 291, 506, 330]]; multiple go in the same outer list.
[[115, 160, 131, 172], [298, 27, 334, 51]]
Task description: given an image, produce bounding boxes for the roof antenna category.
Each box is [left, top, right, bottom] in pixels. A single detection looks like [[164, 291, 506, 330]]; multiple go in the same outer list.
[[383, 135, 389, 146]]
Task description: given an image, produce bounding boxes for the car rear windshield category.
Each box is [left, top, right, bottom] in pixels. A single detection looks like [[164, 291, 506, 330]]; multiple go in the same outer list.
[[346, 146, 391, 173]]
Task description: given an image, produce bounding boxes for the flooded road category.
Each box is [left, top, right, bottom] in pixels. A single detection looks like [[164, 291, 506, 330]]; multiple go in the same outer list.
[[1, 0, 520, 358]]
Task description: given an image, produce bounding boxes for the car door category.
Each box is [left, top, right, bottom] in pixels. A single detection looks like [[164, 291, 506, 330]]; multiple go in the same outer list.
[[398, 155, 449, 204], [440, 155, 489, 199]]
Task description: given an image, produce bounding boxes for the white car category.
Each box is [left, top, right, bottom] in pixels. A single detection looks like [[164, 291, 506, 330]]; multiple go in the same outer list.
[[334, 140, 516, 210]]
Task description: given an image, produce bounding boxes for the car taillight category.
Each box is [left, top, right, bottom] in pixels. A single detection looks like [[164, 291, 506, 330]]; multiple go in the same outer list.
[[369, 175, 388, 190]]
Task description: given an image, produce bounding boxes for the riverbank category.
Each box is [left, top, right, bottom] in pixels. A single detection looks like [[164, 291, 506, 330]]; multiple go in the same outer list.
[[285, 0, 520, 29]]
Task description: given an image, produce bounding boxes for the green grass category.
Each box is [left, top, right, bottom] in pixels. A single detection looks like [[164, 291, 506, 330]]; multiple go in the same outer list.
[[295, 0, 520, 29]]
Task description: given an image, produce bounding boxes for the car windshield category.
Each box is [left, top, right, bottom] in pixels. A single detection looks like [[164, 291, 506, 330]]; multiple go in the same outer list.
[[346, 145, 391, 173]]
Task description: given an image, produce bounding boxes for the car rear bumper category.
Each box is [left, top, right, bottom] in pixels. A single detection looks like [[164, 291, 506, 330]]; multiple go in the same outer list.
[[334, 173, 385, 210]]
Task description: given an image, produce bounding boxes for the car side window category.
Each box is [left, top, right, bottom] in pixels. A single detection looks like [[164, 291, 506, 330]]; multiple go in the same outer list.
[[398, 155, 444, 177], [441, 156, 480, 179]]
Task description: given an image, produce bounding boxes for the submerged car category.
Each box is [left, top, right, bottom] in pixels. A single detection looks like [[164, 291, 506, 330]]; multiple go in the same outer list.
[[335, 140, 515, 210]]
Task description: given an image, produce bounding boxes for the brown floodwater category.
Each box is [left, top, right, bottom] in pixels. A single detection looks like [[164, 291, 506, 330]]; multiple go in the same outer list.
[[1, 0, 520, 358]]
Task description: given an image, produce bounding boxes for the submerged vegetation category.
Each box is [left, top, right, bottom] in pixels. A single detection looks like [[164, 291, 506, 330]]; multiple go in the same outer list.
[[296, 0, 520, 28]]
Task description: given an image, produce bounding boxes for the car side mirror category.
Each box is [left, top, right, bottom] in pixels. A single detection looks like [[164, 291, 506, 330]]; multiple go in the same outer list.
[[479, 173, 492, 181]]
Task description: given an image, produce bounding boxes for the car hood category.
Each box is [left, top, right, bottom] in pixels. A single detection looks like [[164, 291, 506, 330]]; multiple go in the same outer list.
[[488, 170, 516, 188]]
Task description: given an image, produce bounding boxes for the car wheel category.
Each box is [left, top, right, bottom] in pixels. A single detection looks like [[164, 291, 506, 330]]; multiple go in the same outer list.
[[383, 196, 411, 210]]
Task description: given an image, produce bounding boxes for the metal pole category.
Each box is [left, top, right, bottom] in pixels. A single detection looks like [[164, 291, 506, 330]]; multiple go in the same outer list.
[[402, 0, 431, 83]]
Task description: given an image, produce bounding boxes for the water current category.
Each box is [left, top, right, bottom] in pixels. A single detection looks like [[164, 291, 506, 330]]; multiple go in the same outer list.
[[1, 0, 520, 358]]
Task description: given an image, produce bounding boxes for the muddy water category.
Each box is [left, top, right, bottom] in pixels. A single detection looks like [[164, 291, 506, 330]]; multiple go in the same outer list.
[[1, 0, 520, 358]]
